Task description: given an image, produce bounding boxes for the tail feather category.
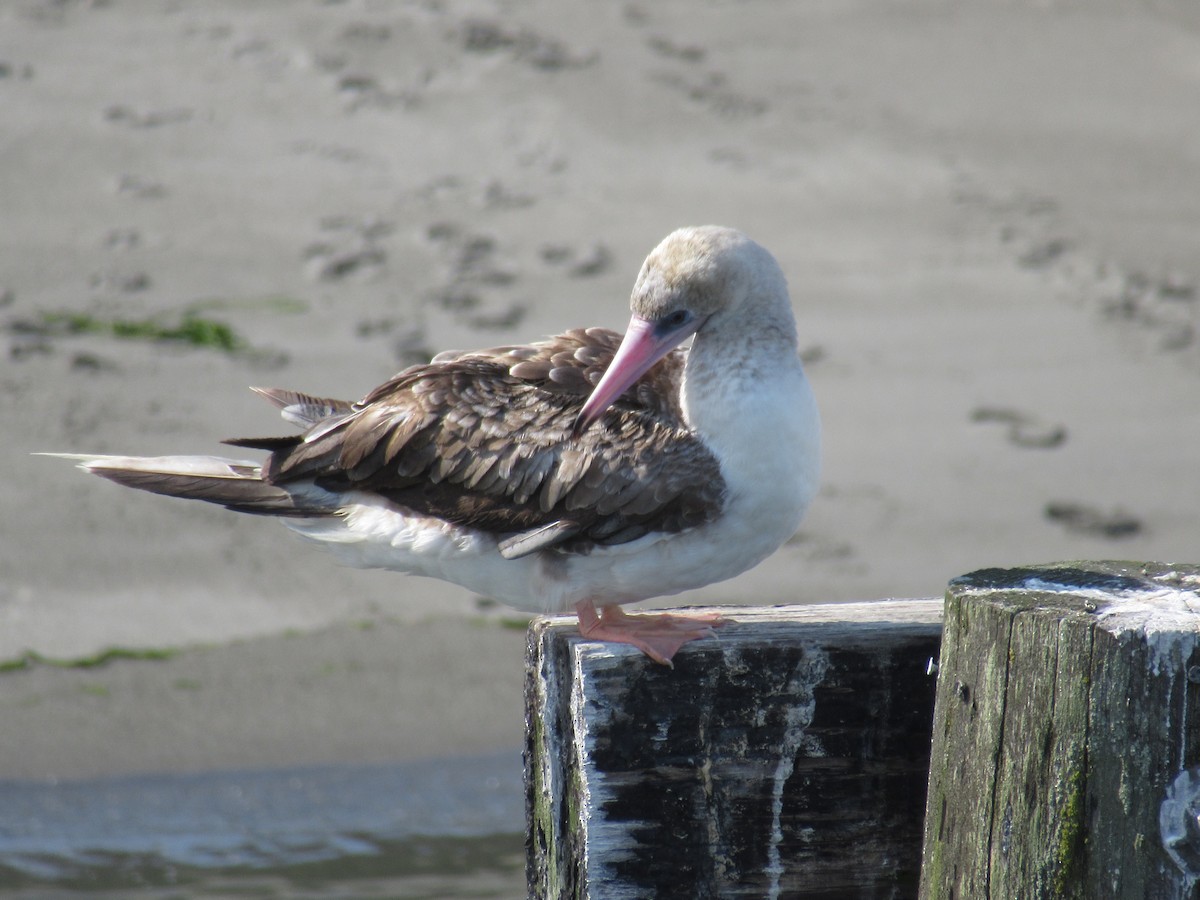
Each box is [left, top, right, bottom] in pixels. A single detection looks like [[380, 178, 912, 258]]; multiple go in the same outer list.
[[37, 453, 336, 517], [250, 387, 354, 428]]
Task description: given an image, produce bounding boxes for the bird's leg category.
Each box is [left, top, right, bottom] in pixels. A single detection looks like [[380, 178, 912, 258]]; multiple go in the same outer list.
[[574, 600, 727, 667]]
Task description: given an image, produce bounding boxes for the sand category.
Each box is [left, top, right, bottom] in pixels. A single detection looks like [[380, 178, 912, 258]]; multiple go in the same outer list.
[[1, 0, 1198, 781]]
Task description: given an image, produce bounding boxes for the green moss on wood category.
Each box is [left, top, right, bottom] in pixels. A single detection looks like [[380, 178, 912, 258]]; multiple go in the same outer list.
[[1052, 764, 1086, 898]]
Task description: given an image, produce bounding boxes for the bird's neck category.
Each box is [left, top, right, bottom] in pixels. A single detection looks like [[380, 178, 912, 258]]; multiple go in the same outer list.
[[681, 308, 804, 426], [681, 313, 821, 526]]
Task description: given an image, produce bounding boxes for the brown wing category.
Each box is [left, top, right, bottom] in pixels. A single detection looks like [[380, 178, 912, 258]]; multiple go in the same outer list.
[[243, 329, 724, 557], [419, 327, 685, 420]]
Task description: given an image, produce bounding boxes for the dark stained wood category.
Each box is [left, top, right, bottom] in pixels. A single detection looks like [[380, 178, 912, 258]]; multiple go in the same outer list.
[[525, 601, 943, 899], [921, 561, 1200, 899]]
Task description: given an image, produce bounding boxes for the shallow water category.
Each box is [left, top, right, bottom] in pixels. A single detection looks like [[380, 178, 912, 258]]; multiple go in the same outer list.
[[0, 752, 526, 899]]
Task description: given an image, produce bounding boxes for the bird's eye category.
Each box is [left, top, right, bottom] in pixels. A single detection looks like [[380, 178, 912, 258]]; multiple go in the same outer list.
[[663, 309, 691, 329]]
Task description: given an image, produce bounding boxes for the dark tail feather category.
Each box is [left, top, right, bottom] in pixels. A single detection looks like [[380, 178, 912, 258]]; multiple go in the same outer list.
[[222, 435, 301, 451], [40, 454, 336, 517]]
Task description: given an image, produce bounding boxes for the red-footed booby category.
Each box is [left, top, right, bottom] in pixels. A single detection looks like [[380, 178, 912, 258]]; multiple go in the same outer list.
[[49, 226, 821, 665]]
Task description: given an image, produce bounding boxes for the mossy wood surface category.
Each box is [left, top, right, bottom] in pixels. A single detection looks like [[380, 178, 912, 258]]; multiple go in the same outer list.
[[920, 561, 1200, 900], [525, 601, 942, 900]]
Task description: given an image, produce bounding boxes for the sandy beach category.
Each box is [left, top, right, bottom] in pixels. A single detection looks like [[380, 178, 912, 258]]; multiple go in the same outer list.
[[2, 0, 1198, 800]]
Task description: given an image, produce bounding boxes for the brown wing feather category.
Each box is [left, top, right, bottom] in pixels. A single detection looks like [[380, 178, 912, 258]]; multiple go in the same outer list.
[[247, 329, 723, 555]]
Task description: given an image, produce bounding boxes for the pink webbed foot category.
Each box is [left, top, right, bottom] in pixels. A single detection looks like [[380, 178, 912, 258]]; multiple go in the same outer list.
[[574, 601, 727, 666]]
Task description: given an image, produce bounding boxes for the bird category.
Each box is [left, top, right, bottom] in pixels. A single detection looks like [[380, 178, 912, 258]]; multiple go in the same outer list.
[[48, 226, 821, 665]]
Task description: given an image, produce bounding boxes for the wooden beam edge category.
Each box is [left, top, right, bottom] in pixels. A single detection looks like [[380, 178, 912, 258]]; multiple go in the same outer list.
[[529, 598, 944, 663]]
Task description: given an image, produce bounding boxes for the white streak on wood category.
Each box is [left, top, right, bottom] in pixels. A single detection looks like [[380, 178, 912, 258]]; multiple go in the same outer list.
[[1095, 589, 1200, 678], [573, 647, 643, 897], [1161, 768, 1200, 889], [955, 573, 1200, 677], [765, 645, 829, 900]]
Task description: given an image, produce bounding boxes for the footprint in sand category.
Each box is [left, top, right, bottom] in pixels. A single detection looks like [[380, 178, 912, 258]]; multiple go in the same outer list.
[[652, 69, 768, 120], [539, 242, 613, 278], [970, 406, 1067, 449], [103, 105, 193, 128], [423, 223, 527, 331], [102, 228, 141, 251], [1044, 502, 1142, 539], [89, 269, 151, 295], [646, 35, 706, 64], [303, 216, 393, 282], [306, 246, 386, 282], [459, 18, 596, 71], [114, 174, 167, 199], [1102, 268, 1198, 352], [355, 318, 433, 369]]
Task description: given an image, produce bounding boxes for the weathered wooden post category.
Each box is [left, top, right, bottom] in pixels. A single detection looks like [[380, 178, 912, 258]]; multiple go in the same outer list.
[[921, 561, 1200, 899], [525, 600, 942, 899]]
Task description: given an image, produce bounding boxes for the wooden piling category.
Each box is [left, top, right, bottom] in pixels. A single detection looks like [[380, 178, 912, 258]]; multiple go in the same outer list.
[[524, 600, 942, 899], [920, 561, 1200, 899]]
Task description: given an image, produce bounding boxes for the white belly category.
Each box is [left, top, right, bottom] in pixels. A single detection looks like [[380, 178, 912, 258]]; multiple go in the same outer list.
[[283, 459, 811, 617]]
